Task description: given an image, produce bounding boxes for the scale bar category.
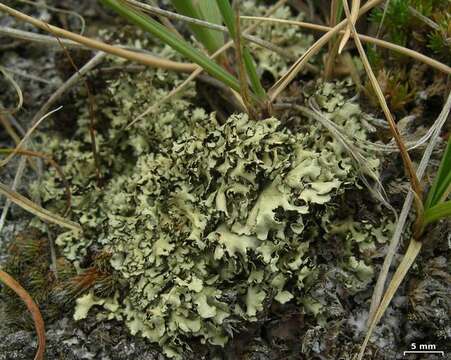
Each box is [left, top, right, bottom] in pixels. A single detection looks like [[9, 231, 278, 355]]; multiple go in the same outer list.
[[403, 351, 444, 356]]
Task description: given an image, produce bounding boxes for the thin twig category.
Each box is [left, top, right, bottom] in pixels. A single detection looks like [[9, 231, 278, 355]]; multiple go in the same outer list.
[[33, 53, 107, 126], [0, 26, 84, 48], [0, 26, 173, 56], [2, 67, 53, 84]]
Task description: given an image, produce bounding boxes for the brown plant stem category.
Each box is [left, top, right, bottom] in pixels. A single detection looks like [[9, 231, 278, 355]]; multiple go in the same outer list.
[[0, 2, 196, 72], [0, 269, 46, 360]]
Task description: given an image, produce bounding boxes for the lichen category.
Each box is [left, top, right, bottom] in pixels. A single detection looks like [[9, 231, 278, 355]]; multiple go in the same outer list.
[[241, 2, 314, 79], [29, 22, 391, 358]]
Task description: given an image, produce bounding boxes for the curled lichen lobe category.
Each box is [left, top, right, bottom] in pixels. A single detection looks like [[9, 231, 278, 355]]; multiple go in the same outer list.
[[35, 68, 385, 357]]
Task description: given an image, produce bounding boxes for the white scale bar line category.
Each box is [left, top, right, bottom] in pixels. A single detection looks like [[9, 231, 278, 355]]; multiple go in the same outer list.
[[403, 351, 445, 356]]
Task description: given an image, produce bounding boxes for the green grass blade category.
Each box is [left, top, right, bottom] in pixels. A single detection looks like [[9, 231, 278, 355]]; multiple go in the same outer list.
[[423, 200, 451, 226], [215, 0, 266, 99], [425, 135, 451, 209], [197, 0, 225, 49], [170, 0, 223, 53], [243, 48, 266, 99], [215, 0, 237, 38], [100, 0, 242, 93]]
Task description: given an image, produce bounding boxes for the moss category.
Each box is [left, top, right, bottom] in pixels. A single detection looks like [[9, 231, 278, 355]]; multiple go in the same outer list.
[[0, 228, 76, 329]]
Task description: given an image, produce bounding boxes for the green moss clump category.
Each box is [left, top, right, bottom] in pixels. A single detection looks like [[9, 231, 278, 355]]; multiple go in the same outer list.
[[369, 0, 450, 61], [0, 229, 76, 329]]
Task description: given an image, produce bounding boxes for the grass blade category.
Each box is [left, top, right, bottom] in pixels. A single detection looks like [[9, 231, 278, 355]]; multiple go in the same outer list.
[[367, 92, 451, 329], [127, 0, 289, 128], [338, 0, 360, 53], [243, 48, 266, 99], [0, 3, 197, 72], [123, 1, 291, 59], [0, 269, 46, 360], [0, 148, 72, 216], [358, 239, 422, 360], [215, 0, 266, 99], [101, 0, 244, 94], [215, 0, 236, 37], [0, 182, 81, 232], [170, 0, 223, 53], [197, 0, 225, 47], [425, 135, 451, 208], [423, 201, 451, 226], [268, 0, 385, 102]]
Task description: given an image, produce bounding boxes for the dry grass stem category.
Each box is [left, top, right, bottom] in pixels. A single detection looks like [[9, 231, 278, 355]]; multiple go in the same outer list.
[[359, 239, 423, 360], [125, 0, 292, 58], [0, 269, 46, 360], [0, 148, 72, 216], [240, 17, 451, 75], [268, 0, 385, 102], [338, 0, 361, 53], [0, 66, 23, 115], [0, 182, 81, 232], [0, 3, 196, 72], [367, 91, 451, 329], [0, 107, 62, 168], [340, 0, 422, 206]]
